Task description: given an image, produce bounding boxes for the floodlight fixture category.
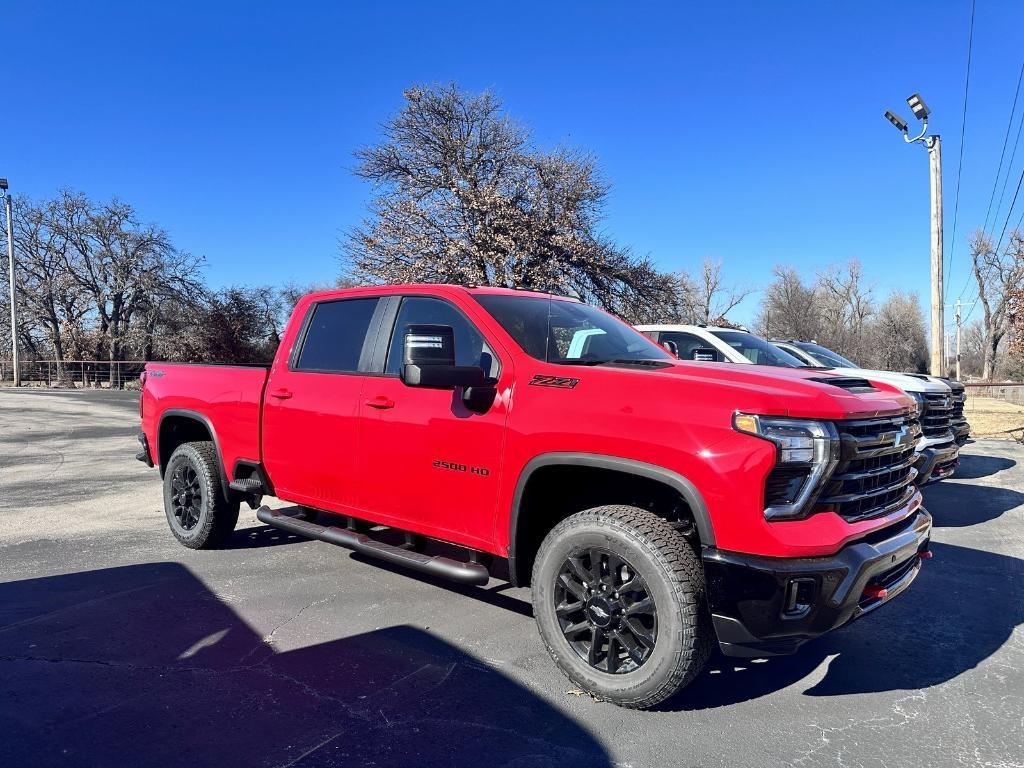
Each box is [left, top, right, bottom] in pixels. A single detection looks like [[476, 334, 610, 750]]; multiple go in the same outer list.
[[884, 110, 909, 134], [906, 93, 930, 121]]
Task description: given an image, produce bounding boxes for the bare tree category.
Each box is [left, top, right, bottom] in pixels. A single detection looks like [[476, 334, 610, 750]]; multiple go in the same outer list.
[[816, 259, 874, 362], [56, 194, 202, 385], [676, 258, 753, 325], [343, 83, 677, 322], [754, 266, 820, 341], [969, 229, 1024, 380], [865, 291, 928, 372], [10, 194, 91, 384]]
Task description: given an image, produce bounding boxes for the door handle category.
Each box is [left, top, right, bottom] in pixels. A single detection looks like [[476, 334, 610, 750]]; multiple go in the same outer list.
[[365, 395, 396, 410], [269, 388, 293, 400]]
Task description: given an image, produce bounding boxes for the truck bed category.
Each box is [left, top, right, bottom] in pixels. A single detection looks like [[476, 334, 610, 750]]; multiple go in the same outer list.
[[141, 362, 270, 477]]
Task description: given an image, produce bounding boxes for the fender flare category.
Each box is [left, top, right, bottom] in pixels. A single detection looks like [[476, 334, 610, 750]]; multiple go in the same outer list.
[[507, 452, 716, 584], [157, 408, 233, 502]]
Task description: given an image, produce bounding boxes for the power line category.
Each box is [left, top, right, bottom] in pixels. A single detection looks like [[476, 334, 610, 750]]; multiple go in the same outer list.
[[945, 0, 976, 304], [992, 164, 1024, 255], [992, 108, 1024, 231], [960, 166, 1024, 328], [981, 59, 1024, 238]]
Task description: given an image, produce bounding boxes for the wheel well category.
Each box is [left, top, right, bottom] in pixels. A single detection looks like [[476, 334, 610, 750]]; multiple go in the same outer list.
[[510, 465, 701, 586], [158, 415, 214, 473]]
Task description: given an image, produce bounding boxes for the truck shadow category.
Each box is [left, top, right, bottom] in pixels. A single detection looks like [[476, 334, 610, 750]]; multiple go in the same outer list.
[[668, 541, 1024, 711], [946, 453, 1015, 480], [922, 476, 1024, 528], [0, 563, 608, 768]]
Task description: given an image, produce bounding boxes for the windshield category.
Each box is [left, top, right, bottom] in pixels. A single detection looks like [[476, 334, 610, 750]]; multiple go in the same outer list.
[[710, 330, 804, 367], [794, 341, 859, 369], [473, 294, 672, 365]]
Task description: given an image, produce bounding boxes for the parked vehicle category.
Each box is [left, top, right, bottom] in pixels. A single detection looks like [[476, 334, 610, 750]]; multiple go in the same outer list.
[[635, 324, 960, 485], [770, 340, 970, 448], [139, 286, 932, 708]]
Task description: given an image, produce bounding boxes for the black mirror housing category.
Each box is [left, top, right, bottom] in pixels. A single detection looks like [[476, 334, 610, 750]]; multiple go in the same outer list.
[[400, 323, 487, 390], [691, 347, 720, 362], [401, 363, 486, 389]]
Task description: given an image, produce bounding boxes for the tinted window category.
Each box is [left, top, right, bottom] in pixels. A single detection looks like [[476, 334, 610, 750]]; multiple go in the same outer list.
[[795, 342, 859, 369], [474, 294, 671, 364], [386, 297, 499, 378], [658, 332, 716, 361], [295, 298, 378, 372], [710, 330, 804, 367]]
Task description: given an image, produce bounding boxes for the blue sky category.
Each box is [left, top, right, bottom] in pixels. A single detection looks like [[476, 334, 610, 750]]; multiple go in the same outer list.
[[5, 1, 1024, 327]]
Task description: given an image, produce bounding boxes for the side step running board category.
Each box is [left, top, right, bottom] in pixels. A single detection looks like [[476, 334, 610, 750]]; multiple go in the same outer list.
[[256, 506, 490, 587]]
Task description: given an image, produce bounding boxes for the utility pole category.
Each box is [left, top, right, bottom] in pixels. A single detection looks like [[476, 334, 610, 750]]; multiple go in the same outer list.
[[884, 93, 943, 375], [1, 179, 18, 387], [927, 135, 943, 376], [955, 298, 962, 381]]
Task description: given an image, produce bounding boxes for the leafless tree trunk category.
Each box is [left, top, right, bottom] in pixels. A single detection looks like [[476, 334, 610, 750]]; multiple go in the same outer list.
[[970, 229, 1024, 380]]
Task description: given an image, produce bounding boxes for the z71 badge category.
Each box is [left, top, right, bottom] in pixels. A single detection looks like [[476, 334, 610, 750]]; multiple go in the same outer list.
[[529, 374, 579, 389]]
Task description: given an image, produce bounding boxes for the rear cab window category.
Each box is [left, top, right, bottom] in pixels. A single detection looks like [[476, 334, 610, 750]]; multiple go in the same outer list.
[[293, 297, 380, 373]]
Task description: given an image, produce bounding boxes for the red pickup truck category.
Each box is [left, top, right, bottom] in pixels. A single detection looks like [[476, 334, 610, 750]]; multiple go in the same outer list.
[[138, 284, 932, 708]]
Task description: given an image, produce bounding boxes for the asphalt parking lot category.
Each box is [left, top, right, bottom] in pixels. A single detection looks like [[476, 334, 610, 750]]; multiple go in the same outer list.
[[1, 388, 1022, 768]]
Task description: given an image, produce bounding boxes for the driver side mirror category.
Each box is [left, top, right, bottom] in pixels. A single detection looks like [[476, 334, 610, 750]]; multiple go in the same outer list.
[[662, 340, 679, 357], [400, 324, 487, 389]]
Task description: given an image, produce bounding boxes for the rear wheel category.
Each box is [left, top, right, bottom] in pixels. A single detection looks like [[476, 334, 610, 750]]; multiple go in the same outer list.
[[163, 441, 240, 549], [531, 505, 712, 709]]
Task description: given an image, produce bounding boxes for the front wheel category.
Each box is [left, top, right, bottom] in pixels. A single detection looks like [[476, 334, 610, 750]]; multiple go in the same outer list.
[[163, 441, 240, 549], [531, 505, 712, 709]]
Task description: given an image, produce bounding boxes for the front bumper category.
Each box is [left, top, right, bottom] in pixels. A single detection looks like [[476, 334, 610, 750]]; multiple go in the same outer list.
[[951, 419, 971, 446], [914, 435, 959, 485], [703, 508, 932, 657]]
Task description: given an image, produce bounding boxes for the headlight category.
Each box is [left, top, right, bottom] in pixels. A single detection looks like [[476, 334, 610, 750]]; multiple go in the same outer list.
[[908, 391, 924, 417], [733, 413, 839, 520]]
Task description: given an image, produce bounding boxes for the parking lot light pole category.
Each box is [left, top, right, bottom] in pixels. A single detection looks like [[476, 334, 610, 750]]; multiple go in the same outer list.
[[884, 94, 943, 376], [1, 178, 19, 387]]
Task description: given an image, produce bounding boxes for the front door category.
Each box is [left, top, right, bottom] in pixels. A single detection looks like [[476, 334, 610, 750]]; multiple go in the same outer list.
[[357, 295, 510, 550], [261, 296, 381, 513]]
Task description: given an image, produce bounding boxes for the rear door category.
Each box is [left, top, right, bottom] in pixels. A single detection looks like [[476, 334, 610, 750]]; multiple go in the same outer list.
[[261, 296, 384, 512], [356, 295, 510, 549]]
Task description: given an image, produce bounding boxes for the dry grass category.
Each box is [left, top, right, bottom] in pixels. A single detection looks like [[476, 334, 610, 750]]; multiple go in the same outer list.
[[964, 395, 1024, 440]]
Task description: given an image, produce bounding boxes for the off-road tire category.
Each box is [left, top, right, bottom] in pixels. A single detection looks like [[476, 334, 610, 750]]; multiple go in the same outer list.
[[531, 505, 712, 709], [163, 441, 240, 549]]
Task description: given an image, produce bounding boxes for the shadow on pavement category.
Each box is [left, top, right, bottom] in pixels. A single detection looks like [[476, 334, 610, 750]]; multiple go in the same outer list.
[[668, 541, 1024, 710], [226, 523, 313, 549], [948, 453, 1016, 480], [922, 473, 1024, 528], [0, 563, 608, 768]]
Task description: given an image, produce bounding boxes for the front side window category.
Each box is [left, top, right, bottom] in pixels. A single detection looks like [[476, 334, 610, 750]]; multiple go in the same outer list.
[[385, 296, 499, 378], [795, 342, 859, 369], [658, 332, 717, 361], [710, 330, 804, 367], [474, 294, 671, 365], [295, 298, 379, 373]]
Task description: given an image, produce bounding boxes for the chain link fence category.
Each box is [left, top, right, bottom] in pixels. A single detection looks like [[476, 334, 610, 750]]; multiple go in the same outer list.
[[0, 360, 147, 389]]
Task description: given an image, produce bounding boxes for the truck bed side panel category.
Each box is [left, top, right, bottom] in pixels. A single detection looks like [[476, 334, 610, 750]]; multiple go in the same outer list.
[[142, 363, 269, 480]]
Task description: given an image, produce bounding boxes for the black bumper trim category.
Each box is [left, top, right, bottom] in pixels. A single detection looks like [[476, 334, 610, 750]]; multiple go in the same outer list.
[[136, 432, 153, 467], [915, 442, 959, 485], [703, 507, 932, 657]]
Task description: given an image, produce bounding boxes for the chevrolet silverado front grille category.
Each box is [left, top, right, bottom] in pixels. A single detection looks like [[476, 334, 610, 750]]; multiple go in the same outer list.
[[817, 414, 921, 523], [921, 393, 953, 438]]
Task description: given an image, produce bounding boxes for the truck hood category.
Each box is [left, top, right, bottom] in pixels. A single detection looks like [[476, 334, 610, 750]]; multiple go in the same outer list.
[[803, 367, 952, 394], [611, 360, 914, 420]]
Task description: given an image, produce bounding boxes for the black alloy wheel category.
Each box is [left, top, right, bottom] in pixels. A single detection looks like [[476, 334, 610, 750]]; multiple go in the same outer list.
[[554, 548, 658, 674], [170, 461, 203, 531]]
